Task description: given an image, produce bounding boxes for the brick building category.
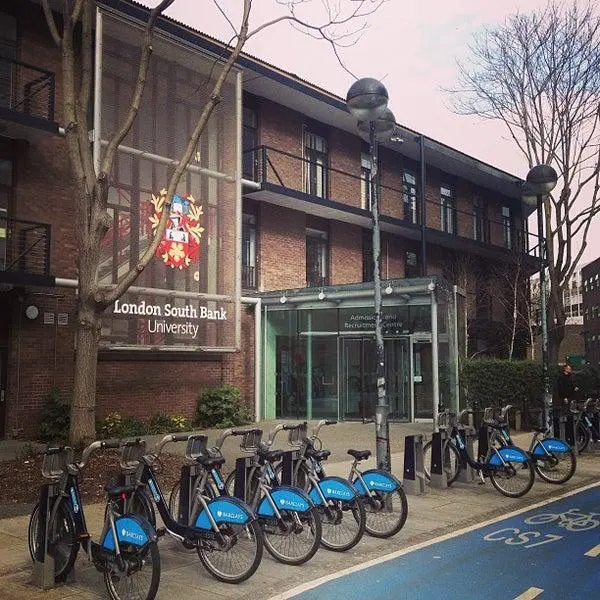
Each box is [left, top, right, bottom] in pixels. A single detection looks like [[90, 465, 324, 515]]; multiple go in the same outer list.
[[583, 257, 600, 365], [0, 0, 537, 438]]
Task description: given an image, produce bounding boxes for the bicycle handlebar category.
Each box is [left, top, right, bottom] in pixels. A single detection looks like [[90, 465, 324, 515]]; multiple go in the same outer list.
[[78, 439, 115, 469], [313, 419, 337, 439], [213, 427, 263, 450], [152, 433, 190, 457]]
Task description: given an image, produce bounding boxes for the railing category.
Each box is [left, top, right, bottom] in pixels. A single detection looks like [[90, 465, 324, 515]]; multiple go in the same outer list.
[[244, 145, 540, 259], [0, 217, 51, 276], [0, 55, 56, 121], [242, 264, 256, 289]]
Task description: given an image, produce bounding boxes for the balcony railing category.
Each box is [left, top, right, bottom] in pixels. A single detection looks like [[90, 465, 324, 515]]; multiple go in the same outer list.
[[0, 217, 51, 276], [244, 145, 540, 258], [242, 264, 256, 289], [0, 55, 56, 121]]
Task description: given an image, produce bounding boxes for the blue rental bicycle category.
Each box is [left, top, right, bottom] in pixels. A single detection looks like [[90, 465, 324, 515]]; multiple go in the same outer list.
[[28, 441, 160, 600], [109, 435, 263, 584], [275, 420, 408, 539]]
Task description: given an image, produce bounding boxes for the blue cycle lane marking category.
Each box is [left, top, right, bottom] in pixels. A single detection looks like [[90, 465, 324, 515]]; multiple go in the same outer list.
[[289, 485, 600, 600]]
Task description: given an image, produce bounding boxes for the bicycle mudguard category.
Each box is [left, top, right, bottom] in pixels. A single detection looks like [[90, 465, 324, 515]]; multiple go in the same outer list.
[[101, 514, 156, 551], [532, 438, 571, 456], [488, 445, 529, 465], [195, 496, 254, 529], [257, 486, 313, 516], [309, 475, 358, 504], [352, 469, 401, 495]]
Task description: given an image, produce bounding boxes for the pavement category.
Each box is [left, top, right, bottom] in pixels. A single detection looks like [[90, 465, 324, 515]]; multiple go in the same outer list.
[[0, 421, 598, 600]]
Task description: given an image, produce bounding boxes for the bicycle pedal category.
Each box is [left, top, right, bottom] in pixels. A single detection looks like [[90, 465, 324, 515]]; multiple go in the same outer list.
[[156, 527, 167, 538]]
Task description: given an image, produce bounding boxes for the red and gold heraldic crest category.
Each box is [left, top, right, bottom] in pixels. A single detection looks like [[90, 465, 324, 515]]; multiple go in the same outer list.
[[149, 190, 204, 269]]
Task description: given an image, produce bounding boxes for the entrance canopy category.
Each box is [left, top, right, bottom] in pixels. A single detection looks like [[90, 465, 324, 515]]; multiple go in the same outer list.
[[259, 277, 463, 424]]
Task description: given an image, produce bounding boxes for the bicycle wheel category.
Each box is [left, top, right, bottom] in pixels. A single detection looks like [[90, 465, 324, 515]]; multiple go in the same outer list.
[[363, 487, 408, 538], [262, 505, 322, 565], [489, 460, 535, 498], [104, 540, 160, 600], [197, 519, 263, 584], [534, 446, 577, 484], [107, 489, 156, 528], [28, 500, 78, 580], [318, 496, 366, 552], [576, 422, 591, 453], [423, 439, 460, 484]]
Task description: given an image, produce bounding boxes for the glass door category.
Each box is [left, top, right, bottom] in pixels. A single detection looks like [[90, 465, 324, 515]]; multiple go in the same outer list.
[[412, 340, 433, 419], [340, 338, 376, 420], [387, 338, 411, 421]]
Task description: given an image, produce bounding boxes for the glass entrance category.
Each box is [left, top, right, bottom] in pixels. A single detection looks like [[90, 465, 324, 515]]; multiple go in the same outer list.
[[340, 337, 411, 421]]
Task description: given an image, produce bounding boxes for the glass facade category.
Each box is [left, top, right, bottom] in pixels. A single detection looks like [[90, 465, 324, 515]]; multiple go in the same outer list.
[[261, 278, 459, 422]]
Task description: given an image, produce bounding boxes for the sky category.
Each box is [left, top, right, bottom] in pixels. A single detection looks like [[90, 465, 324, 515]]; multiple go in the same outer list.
[[140, 0, 599, 266]]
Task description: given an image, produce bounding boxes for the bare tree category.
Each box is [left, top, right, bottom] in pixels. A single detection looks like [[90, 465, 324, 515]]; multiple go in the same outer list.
[[42, 0, 383, 443], [451, 1, 600, 364]]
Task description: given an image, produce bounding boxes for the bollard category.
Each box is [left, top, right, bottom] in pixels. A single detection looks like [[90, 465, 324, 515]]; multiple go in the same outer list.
[[457, 427, 475, 483], [403, 434, 426, 495], [280, 450, 298, 485], [429, 431, 448, 489], [233, 456, 251, 501], [477, 424, 490, 462], [553, 415, 567, 443]]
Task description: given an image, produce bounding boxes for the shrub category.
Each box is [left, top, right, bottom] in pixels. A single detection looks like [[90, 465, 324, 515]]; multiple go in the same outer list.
[[148, 413, 189, 434], [195, 385, 251, 428], [98, 412, 146, 438], [39, 387, 70, 442]]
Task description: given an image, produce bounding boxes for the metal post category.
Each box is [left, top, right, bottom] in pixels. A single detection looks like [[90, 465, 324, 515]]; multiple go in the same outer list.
[[537, 195, 553, 435], [370, 121, 390, 472], [419, 135, 427, 277]]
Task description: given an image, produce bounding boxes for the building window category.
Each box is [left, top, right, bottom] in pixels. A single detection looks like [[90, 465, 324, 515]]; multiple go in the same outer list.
[[304, 130, 328, 198], [361, 152, 372, 210], [502, 206, 512, 249], [0, 12, 17, 111], [0, 158, 13, 271], [403, 170, 418, 224], [242, 212, 257, 289], [473, 195, 487, 243], [440, 185, 456, 234], [405, 251, 420, 279], [306, 227, 328, 287], [242, 106, 258, 181]]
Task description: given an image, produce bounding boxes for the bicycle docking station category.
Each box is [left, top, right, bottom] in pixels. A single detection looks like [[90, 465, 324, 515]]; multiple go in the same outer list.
[[456, 426, 476, 484], [33, 446, 76, 590], [429, 431, 448, 489], [403, 434, 426, 495]]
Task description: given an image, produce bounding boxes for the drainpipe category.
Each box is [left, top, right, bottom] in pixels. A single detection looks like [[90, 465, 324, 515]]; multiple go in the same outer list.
[[430, 283, 440, 431]]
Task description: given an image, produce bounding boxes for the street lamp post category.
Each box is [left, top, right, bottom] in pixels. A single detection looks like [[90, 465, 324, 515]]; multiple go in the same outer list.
[[346, 78, 396, 472], [522, 164, 558, 435]]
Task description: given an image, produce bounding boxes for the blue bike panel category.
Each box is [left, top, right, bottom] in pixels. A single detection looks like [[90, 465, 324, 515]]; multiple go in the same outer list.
[[308, 476, 357, 504], [532, 438, 571, 456], [488, 445, 529, 465], [102, 515, 155, 551], [352, 469, 401, 495], [257, 485, 312, 516], [195, 497, 253, 529]]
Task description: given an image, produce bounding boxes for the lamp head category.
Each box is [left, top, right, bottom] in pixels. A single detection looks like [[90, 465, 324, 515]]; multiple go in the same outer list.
[[357, 108, 397, 142], [346, 77, 389, 122], [521, 182, 538, 207], [526, 164, 558, 195]]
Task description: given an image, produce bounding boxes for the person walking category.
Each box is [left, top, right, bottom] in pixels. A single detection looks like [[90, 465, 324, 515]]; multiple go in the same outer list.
[[556, 363, 579, 416]]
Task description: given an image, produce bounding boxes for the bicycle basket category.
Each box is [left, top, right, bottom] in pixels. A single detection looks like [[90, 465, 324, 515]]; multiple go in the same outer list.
[[240, 430, 262, 453], [42, 446, 74, 480], [287, 423, 308, 447], [119, 440, 146, 471], [483, 407, 496, 423], [185, 434, 208, 461], [437, 411, 453, 429]]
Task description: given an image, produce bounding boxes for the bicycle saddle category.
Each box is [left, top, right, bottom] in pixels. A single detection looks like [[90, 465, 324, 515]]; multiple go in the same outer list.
[[306, 447, 330, 461], [198, 455, 226, 469], [257, 447, 284, 462], [104, 483, 137, 497], [347, 449, 371, 461]]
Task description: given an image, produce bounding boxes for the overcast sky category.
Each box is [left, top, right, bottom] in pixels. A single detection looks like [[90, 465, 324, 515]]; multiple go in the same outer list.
[[140, 0, 598, 265]]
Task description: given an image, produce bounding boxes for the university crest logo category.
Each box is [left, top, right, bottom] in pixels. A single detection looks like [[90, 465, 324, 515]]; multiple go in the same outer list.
[[149, 190, 204, 269]]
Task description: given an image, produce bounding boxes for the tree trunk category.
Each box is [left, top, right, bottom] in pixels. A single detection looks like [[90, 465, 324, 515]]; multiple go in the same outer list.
[[70, 295, 102, 444]]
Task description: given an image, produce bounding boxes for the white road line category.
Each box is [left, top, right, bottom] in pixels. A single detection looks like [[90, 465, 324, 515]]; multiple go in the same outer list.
[[513, 587, 544, 600], [267, 481, 600, 600], [584, 544, 600, 557]]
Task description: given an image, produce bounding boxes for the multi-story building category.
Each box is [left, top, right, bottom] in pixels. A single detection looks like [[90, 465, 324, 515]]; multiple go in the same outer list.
[[583, 257, 600, 365], [0, 0, 537, 438]]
